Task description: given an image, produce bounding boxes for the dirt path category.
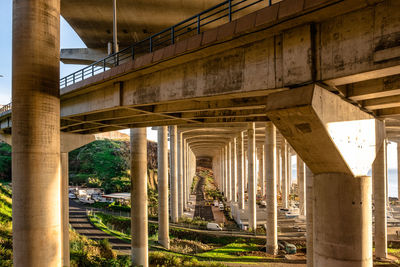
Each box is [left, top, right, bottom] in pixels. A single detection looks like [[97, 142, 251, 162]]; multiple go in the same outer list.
[[69, 200, 131, 255]]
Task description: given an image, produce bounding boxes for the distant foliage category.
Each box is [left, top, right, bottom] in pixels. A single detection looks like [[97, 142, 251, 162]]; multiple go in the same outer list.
[[0, 143, 11, 182], [69, 140, 129, 181]]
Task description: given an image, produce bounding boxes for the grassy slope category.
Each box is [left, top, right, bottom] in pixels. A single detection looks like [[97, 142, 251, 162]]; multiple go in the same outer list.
[[0, 183, 12, 266]]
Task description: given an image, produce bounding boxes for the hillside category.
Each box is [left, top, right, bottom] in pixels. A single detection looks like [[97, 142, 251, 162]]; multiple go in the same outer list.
[[0, 183, 12, 266], [0, 139, 159, 193]]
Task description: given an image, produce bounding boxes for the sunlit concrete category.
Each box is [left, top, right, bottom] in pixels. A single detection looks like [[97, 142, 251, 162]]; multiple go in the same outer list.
[[306, 166, 313, 267], [247, 122, 256, 231], [158, 126, 170, 249], [297, 156, 306, 216], [170, 126, 179, 222], [265, 122, 277, 255], [238, 132, 245, 209], [12, 0, 62, 265], [373, 121, 387, 259], [266, 84, 375, 267], [130, 128, 148, 267], [281, 140, 288, 209]]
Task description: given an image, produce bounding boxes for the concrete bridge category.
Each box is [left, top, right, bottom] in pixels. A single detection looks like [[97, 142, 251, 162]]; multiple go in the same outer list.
[[6, 0, 400, 266]]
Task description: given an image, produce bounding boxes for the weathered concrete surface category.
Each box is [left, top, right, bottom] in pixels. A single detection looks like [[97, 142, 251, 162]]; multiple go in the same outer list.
[[61, 153, 69, 267], [313, 173, 372, 267], [373, 120, 387, 259], [157, 126, 170, 249], [305, 166, 313, 267], [170, 126, 179, 222], [130, 128, 148, 267], [297, 156, 305, 216], [265, 122, 277, 255], [247, 122, 256, 231], [266, 84, 373, 176], [60, 48, 107, 65], [238, 132, 245, 209], [12, 0, 62, 266]]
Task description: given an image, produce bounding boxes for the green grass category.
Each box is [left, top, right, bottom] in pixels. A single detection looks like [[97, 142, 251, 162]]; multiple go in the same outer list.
[[196, 243, 274, 263], [88, 214, 131, 243], [0, 183, 12, 266]]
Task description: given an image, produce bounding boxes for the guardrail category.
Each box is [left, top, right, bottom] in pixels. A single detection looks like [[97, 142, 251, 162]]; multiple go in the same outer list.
[[0, 103, 11, 116], [2, 0, 275, 116], [59, 0, 274, 88]]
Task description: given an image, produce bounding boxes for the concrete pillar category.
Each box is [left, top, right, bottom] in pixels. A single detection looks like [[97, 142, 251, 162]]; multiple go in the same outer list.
[[297, 156, 306, 216], [158, 127, 170, 249], [373, 121, 387, 259], [177, 131, 183, 219], [227, 142, 232, 201], [61, 153, 70, 267], [281, 141, 288, 208], [244, 150, 248, 194], [130, 128, 148, 267], [313, 173, 372, 267], [306, 166, 313, 267], [261, 145, 266, 198], [265, 123, 277, 254], [231, 138, 237, 202], [222, 148, 225, 195], [225, 145, 229, 200], [276, 147, 281, 195], [287, 147, 292, 198], [183, 140, 188, 211], [169, 126, 179, 222], [12, 0, 61, 265], [238, 132, 245, 209], [248, 122, 257, 231]]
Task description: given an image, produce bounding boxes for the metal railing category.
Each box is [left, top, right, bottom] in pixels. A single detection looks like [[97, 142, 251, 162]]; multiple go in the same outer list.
[[60, 0, 274, 88], [1, 0, 275, 116], [0, 103, 11, 116]]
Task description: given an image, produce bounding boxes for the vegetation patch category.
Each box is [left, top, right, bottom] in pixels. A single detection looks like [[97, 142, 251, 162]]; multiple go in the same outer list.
[[70, 228, 131, 267], [0, 143, 11, 182], [149, 251, 225, 267], [0, 183, 12, 267], [170, 239, 214, 254]]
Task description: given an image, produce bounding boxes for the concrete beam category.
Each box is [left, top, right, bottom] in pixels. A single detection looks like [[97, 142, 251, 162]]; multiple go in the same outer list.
[[60, 48, 107, 65], [266, 84, 373, 176]]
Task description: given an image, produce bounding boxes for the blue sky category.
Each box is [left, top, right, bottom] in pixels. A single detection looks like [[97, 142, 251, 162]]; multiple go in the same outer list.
[[1, 1, 399, 195]]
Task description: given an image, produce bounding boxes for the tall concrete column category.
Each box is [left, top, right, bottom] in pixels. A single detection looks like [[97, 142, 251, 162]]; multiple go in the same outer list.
[[130, 128, 148, 267], [222, 147, 226, 195], [177, 131, 183, 219], [305, 166, 313, 267], [265, 123, 277, 254], [227, 142, 232, 201], [169, 126, 178, 222], [244, 150, 248, 194], [314, 173, 372, 267], [238, 132, 245, 209], [281, 141, 288, 208], [373, 121, 387, 259], [287, 147, 292, 198], [248, 122, 257, 231], [158, 127, 170, 249], [61, 153, 70, 267], [12, 0, 61, 265], [183, 140, 188, 211], [231, 138, 237, 202], [276, 147, 281, 195], [261, 145, 266, 198], [297, 156, 306, 216], [225, 145, 229, 200]]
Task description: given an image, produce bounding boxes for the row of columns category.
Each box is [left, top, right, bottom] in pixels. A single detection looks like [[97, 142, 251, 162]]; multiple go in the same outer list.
[[214, 121, 392, 266]]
